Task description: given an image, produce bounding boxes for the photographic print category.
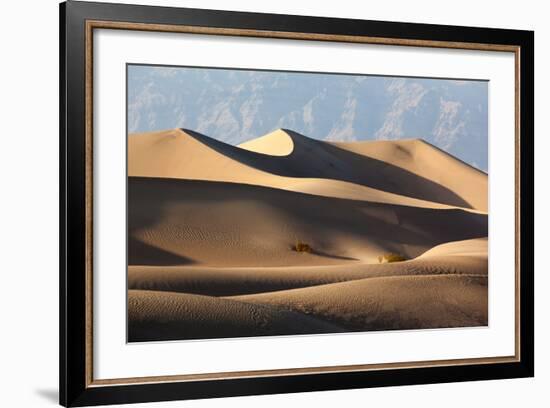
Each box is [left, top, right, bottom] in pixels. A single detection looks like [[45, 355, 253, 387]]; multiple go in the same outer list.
[[60, 4, 534, 404], [126, 65, 489, 342]]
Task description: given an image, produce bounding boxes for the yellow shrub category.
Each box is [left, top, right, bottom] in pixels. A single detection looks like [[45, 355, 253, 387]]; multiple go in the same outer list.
[[378, 253, 407, 263], [293, 241, 312, 253]]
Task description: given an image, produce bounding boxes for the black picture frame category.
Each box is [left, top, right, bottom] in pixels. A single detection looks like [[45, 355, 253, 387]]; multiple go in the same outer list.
[[60, 1, 534, 406]]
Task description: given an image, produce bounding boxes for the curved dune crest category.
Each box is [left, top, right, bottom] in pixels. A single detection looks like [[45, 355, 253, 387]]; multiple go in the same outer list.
[[238, 129, 294, 156]]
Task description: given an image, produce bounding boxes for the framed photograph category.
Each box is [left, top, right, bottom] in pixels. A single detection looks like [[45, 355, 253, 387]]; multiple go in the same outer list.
[[60, 1, 534, 406]]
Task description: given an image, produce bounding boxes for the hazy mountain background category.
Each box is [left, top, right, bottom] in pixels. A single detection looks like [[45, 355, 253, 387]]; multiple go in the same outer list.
[[128, 65, 488, 171]]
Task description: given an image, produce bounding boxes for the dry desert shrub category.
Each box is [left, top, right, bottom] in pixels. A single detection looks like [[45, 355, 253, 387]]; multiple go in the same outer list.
[[292, 241, 312, 253], [377, 253, 407, 263]]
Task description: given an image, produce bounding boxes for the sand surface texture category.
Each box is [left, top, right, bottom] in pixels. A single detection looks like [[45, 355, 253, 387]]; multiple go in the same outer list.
[[128, 129, 488, 341]]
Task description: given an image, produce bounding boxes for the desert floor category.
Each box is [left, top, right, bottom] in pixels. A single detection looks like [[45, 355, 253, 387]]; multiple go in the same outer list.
[[127, 128, 488, 341]]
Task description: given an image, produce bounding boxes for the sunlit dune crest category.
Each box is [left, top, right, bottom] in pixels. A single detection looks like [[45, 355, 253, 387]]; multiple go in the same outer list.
[[237, 128, 295, 156]]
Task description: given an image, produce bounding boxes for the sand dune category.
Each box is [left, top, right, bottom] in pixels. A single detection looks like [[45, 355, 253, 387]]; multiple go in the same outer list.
[[127, 128, 489, 342], [240, 129, 487, 210], [128, 177, 487, 266], [129, 128, 487, 211]]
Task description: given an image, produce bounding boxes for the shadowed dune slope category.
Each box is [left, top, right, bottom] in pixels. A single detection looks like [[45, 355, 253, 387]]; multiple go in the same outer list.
[[128, 177, 487, 266], [129, 128, 487, 211]]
